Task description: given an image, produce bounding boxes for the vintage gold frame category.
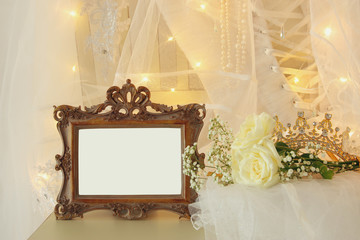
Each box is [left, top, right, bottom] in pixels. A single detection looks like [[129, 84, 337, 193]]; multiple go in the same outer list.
[[53, 79, 206, 220]]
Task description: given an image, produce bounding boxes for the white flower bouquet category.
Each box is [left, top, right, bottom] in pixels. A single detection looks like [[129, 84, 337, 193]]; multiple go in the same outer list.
[[183, 112, 360, 190]]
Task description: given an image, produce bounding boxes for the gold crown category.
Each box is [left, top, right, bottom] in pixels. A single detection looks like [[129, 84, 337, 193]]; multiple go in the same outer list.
[[273, 112, 358, 162]]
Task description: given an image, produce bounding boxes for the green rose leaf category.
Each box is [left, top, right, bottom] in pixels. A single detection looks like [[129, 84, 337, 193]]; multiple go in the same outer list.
[[275, 142, 293, 153], [319, 165, 327, 173], [312, 161, 323, 168], [319, 165, 334, 179], [275, 142, 289, 148], [277, 150, 286, 156], [321, 169, 334, 179]]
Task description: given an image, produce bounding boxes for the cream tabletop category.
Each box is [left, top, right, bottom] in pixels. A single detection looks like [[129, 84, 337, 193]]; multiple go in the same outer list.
[[29, 210, 204, 240]]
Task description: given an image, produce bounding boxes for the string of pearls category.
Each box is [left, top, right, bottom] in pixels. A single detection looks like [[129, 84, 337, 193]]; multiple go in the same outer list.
[[220, 0, 248, 73], [235, 0, 247, 73], [220, 0, 230, 70]]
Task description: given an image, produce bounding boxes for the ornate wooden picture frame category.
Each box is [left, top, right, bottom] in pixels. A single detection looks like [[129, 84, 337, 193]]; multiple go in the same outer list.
[[53, 80, 205, 220]]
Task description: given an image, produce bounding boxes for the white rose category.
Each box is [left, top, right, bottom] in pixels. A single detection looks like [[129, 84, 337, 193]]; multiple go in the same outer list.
[[231, 138, 282, 187], [231, 112, 276, 165], [231, 113, 281, 188], [232, 112, 275, 151]]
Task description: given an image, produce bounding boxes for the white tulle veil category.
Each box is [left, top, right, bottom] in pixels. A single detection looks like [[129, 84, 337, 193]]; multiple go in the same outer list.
[[2, 0, 360, 239]]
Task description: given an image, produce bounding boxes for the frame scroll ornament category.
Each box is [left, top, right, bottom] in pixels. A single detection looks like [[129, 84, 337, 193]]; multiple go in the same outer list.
[[53, 79, 206, 220]]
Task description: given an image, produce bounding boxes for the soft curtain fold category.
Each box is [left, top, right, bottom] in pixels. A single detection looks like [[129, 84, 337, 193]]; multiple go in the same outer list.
[[114, 0, 257, 132], [310, 0, 360, 126], [310, 0, 360, 154], [190, 172, 360, 240], [2, 0, 360, 239], [0, 0, 83, 239]]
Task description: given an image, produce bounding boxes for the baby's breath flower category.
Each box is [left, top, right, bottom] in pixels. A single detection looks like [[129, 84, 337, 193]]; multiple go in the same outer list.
[[186, 115, 359, 189], [206, 116, 234, 186], [286, 169, 294, 177], [184, 116, 235, 191]]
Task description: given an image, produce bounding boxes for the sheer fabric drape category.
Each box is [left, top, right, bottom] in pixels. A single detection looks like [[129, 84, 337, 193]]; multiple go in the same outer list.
[[188, 0, 360, 239], [114, 0, 257, 132], [0, 0, 82, 239], [310, 0, 360, 154], [190, 172, 360, 240], [2, 0, 360, 239]]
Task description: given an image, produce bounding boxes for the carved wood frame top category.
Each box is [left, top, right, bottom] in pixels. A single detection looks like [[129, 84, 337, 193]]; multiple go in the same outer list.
[[53, 79, 206, 220]]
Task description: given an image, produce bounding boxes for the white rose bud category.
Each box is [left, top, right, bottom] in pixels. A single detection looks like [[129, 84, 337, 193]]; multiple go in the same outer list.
[[232, 138, 282, 188]]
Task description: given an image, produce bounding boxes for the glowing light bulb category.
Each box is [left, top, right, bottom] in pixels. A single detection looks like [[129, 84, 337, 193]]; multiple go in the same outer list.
[[200, 4, 206, 10], [69, 11, 77, 17], [350, 131, 355, 137], [142, 76, 149, 82], [171, 88, 175, 92], [195, 62, 201, 67], [340, 77, 348, 83], [38, 173, 49, 180], [324, 27, 332, 37], [72, 65, 76, 72], [294, 77, 299, 83], [168, 36, 174, 41], [280, 25, 285, 39]]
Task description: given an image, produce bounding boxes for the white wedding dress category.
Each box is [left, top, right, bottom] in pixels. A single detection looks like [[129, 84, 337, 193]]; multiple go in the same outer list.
[[189, 172, 360, 240]]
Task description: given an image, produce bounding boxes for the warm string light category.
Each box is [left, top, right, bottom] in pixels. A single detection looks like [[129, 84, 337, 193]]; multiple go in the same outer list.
[[324, 27, 332, 37], [72, 65, 77, 82], [142, 76, 149, 82], [171, 88, 175, 92], [195, 62, 201, 67], [294, 77, 300, 84], [38, 173, 49, 180], [340, 77, 348, 83], [168, 36, 174, 41], [200, 4, 206, 10], [69, 11, 77, 17]]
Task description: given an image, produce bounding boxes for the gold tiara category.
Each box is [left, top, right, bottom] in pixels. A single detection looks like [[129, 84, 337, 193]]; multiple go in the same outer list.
[[273, 112, 359, 162]]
